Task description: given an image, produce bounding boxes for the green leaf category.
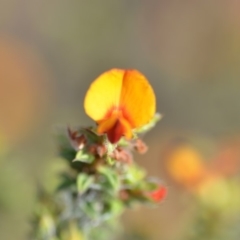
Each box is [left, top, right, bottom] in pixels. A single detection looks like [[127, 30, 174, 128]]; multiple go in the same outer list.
[[59, 146, 76, 162], [125, 164, 146, 185], [106, 156, 115, 165], [81, 203, 94, 218], [73, 150, 95, 164], [77, 173, 94, 194], [138, 180, 159, 192], [98, 166, 120, 193], [104, 136, 117, 155], [108, 199, 124, 217], [81, 201, 100, 219], [80, 128, 103, 143], [57, 173, 75, 191]]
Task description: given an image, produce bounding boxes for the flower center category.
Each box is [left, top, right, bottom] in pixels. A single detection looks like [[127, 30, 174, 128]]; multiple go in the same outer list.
[[97, 107, 133, 143]]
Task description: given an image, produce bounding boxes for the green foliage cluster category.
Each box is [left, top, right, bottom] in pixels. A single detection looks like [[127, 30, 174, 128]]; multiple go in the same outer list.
[[30, 115, 163, 240]]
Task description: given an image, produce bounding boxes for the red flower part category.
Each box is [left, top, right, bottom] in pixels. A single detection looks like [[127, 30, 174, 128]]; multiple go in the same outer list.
[[133, 139, 148, 154], [150, 185, 167, 202]]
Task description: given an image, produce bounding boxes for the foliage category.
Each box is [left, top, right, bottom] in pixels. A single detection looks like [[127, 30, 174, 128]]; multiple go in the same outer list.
[[30, 115, 165, 240]]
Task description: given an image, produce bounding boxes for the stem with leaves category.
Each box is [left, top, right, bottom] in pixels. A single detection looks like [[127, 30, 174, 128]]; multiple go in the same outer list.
[[30, 114, 165, 240]]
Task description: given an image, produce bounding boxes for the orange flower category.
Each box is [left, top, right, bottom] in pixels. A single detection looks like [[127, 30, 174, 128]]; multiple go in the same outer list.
[[166, 144, 206, 188], [84, 69, 156, 143]]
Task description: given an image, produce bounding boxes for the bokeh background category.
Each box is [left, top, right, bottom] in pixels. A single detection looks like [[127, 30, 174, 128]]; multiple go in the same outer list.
[[1, 1, 240, 239]]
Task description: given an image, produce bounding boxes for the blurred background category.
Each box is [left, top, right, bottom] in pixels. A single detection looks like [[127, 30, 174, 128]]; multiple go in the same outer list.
[[1, 0, 240, 239]]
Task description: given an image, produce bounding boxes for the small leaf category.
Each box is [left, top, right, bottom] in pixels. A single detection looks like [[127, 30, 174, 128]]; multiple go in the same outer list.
[[73, 150, 94, 164], [108, 199, 124, 217], [57, 174, 75, 191], [81, 201, 99, 219], [77, 173, 94, 194], [98, 166, 120, 193], [59, 146, 76, 162], [138, 180, 159, 192], [103, 135, 117, 154], [80, 128, 103, 144], [106, 156, 115, 165], [125, 164, 146, 185]]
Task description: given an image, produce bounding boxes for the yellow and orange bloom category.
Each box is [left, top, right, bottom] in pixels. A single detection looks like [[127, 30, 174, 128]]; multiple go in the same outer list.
[[84, 69, 156, 143]]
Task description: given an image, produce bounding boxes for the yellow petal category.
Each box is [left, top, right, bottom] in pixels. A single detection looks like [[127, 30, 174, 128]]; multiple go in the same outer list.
[[84, 69, 124, 121], [97, 115, 118, 134], [120, 70, 156, 128]]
